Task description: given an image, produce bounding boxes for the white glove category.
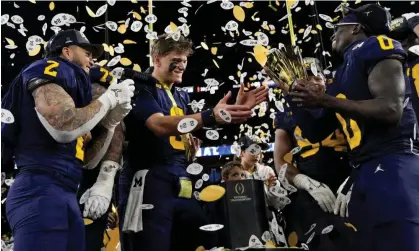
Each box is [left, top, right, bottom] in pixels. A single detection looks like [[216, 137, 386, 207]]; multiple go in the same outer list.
[[293, 174, 336, 213], [101, 102, 132, 130], [79, 160, 120, 220], [98, 79, 135, 110], [334, 176, 352, 218], [402, 12, 419, 21]]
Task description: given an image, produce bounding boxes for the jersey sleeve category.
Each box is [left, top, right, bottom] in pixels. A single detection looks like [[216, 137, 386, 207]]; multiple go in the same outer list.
[[89, 66, 114, 87], [131, 85, 163, 123], [22, 58, 74, 92], [274, 110, 295, 137], [356, 36, 407, 74]]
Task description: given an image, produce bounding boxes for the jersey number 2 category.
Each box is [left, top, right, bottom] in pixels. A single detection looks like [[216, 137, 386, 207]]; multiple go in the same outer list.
[[44, 60, 60, 77], [75, 137, 85, 162], [100, 68, 110, 83], [169, 106, 185, 150]]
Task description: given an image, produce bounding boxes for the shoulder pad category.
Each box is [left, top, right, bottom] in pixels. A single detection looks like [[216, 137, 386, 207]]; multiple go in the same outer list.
[[22, 58, 75, 91], [90, 66, 114, 87], [354, 36, 407, 71]]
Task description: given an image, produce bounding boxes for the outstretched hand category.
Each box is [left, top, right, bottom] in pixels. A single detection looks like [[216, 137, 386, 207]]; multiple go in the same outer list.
[[214, 91, 253, 124], [235, 83, 269, 109]]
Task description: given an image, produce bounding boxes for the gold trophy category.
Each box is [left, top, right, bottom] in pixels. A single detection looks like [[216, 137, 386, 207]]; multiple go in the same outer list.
[[264, 45, 307, 94]]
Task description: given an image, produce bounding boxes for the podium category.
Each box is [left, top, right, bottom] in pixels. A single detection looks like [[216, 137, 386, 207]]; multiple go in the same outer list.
[[218, 179, 271, 249]]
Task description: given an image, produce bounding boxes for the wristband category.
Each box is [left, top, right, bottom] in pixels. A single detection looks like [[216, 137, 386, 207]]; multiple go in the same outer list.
[[201, 109, 216, 127]]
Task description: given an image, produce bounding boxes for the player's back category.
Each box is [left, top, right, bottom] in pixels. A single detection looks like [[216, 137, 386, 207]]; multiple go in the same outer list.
[[333, 35, 417, 164], [125, 82, 190, 173], [12, 57, 92, 185], [275, 106, 350, 191]]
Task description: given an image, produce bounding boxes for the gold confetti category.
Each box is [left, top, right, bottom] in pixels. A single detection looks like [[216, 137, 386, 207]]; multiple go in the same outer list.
[[233, 5, 245, 22], [49, 1, 54, 10], [131, 0, 138, 3], [102, 43, 109, 52], [118, 24, 127, 34], [311, 30, 318, 34], [133, 63, 141, 72], [120, 58, 132, 66], [298, 28, 304, 34], [213, 59, 220, 68], [109, 45, 114, 56], [86, 6, 96, 18], [288, 231, 298, 247], [237, 71, 241, 77], [84, 218, 93, 225], [345, 222, 358, 232], [117, 20, 125, 24], [199, 185, 225, 202], [355, 0, 361, 3], [28, 0, 36, 3], [253, 44, 268, 66], [201, 42, 209, 50], [211, 47, 217, 55], [195, 246, 205, 251], [169, 22, 178, 32], [28, 44, 41, 56], [266, 240, 276, 248], [5, 38, 15, 46], [97, 60, 108, 66], [243, 2, 254, 8], [316, 24, 322, 31], [248, 57, 252, 63], [133, 11, 141, 20], [140, 6, 146, 13], [123, 39, 137, 44]]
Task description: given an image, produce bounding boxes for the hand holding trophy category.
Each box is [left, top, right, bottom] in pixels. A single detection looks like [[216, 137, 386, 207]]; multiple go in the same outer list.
[[263, 45, 308, 94]]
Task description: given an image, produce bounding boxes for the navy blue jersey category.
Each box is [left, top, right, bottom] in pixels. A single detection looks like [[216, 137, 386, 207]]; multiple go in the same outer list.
[[406, 56, 419, 123], [274, 106, 350, 191], [331, 36, 416, 164], [125, 82, 191, 170], [2, 57, 92, 183]]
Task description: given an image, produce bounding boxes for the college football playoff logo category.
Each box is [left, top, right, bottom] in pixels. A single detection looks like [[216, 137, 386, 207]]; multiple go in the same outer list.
[[235, 182, 245, 195]]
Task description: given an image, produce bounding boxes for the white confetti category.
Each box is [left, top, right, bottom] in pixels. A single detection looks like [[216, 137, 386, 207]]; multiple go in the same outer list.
[[247, 144, 261, 156], [1, 14, 9, 25], [193, 191, 200, 200], [145, 14, 157, 24], [107, 0, 116, 6], [325, 22, 334, 29], [195, 179, 204, 189], [199, 224, 224, 231], [225, 20, 238, 31], [404, 97, 410, 108], [303, 25, 312, 39], [111, 67, 124, 79], [11, 15, 23, 24], [10, 53, 15, 59], [409, 45, 419, 56], [1, 109, 14, 124], [202, 173, 209, 181], [186, 163, 204, 175], [114, 43, 124, 54], [140, 204, 154, 210], [95, 4, 108, 17], [319, 14, 333, 22], [178, 17, 187, 23], [181, 0, 192, 7], [206, 130, 220, 140], [130, 20, 143, 32], [256, 32, 269, 46], [42, 23, 47, 35], [220, 1, 234, 10], [321, 225, 334, 234], [261, 231, 272, 242], [269, 185, 288, 197], [177, 118, 198, 133], [107, 55, 121, 67], [225, 42, 236, 47], [291, 146, 302, 155], [278, 14, 289, 22], [105, 21, 118, 31], [218, 109, 232, 123], [249, 235, 264, 248]]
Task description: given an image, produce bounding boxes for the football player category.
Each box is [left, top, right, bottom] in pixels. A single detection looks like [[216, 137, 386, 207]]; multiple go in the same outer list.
[[2, 29, 135, 251], [76, 65, 125, 251], [284, 4, 419, 251], [389, 13, 419, 125], [122, 34, 268, 251], [274, 58, 353, 250]]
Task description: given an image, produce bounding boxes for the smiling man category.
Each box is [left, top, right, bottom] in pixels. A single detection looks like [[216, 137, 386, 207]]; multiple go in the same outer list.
[[122, 34, 268, 251]]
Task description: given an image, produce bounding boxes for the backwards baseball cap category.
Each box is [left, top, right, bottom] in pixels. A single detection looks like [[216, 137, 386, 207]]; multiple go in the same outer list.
[[339, 4, 391, 35], [238, 135, 269, 151], [45, 29, 104, 58]]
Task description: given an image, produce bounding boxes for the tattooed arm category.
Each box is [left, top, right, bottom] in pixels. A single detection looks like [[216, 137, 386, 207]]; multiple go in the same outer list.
[[84, 83, 124, 169], [33, 83, 111, 143]]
